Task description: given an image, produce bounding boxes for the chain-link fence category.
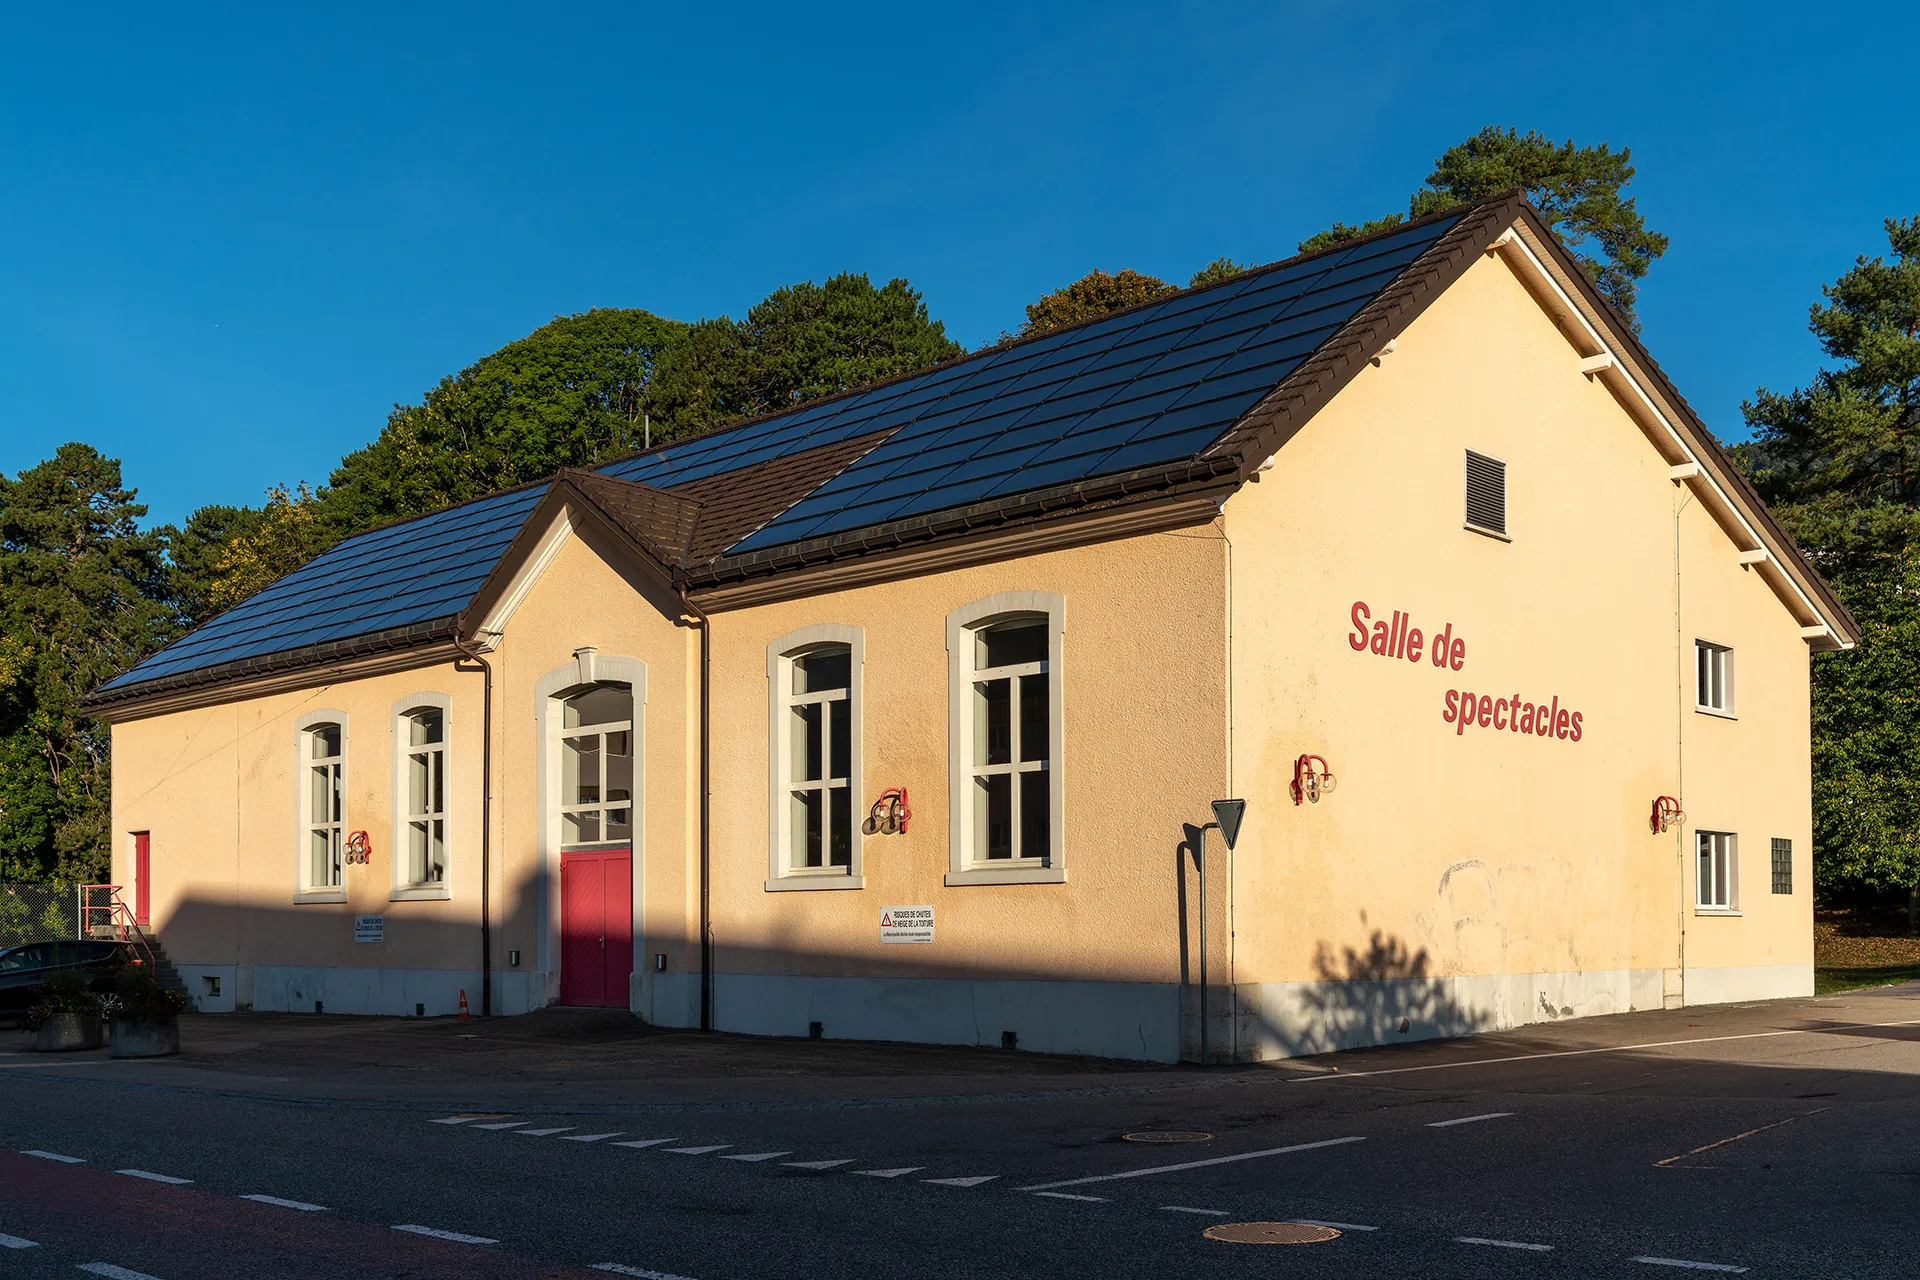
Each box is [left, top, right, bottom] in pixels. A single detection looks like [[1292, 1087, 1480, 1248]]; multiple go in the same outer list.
[[0, 884, 80, 949]]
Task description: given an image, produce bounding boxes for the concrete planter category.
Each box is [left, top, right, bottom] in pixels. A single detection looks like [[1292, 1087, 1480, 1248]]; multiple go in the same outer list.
[[34, 1012, 104, 1052], [109, 1016, 181, 1058]]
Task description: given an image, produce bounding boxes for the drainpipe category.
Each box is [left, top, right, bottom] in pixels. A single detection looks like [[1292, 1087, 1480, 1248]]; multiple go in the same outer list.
[[453, 634, 494, 1018], [677, 583, 713, 1033]]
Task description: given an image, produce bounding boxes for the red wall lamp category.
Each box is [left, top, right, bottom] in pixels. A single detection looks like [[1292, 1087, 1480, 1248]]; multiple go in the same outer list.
[[1291, 755, 1337, 805]]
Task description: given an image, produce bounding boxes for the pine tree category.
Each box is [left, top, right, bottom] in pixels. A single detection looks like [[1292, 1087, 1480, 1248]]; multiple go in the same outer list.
[[1739, 216, 1920, 925]]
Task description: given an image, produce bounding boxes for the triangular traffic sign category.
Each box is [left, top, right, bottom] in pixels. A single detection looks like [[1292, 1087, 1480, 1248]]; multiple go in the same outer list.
[[1210, 799, 1246, 849]]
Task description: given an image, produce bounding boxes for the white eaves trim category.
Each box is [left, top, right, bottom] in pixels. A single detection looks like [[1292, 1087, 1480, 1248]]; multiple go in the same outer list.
[[1488, 224, 1851, 651]]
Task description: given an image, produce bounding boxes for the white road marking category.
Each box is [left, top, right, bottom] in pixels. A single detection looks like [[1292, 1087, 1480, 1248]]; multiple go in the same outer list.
[[77, 1264, 163, 1279], [469, 1121, 530, 1131], [664, 1145, 732, 1155], [852, 1167, 923, 1178], [515, 1127, 577, 1137], [782, 1159, 855, 1169], [720, 1152, 793, 1162], [1033, 1191, 1109, 1202], [22, 1150, 85, 1163], [1016, 1136, 1366, 1191], [613, 1139, 679, 1149], [1428, 1112, 1514, 1128], [0, 1232, 38, 1249], [592, 1264, 699, 1280], [1294, 1219, 1379, 1231], [429, 1116, 495, 1125], [924, 1176, 998, 1187], [1160, 1206, 1228, 1216], [1292, 1016, 1920, 1083], [116, 1170, 192, 1185], [241, 1195, 327, 1211], [393, 1224, 499, 1245], [562, 1133, 625, 1143], [1630, 1257, 1750, 1273], [1456, 1237, 1553, 1251]]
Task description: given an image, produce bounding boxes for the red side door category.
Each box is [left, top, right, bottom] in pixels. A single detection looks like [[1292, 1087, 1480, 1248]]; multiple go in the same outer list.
[[132, 832, 151, 927], [559, 849, 632, 1008]]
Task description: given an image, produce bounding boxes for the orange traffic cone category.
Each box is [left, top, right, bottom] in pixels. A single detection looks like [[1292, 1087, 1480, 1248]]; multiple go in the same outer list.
[[458, 989, 471, 1019]]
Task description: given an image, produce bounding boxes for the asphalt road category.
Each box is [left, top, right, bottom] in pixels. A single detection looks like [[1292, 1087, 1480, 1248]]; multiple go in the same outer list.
[[3, 985, 1917, 1279]]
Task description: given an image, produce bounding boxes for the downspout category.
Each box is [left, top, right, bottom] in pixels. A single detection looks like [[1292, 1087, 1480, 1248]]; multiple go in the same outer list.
[[1673, 488, 1693, 1008], [452, 632, 495, 1018], [677, 582, 713, 1033]]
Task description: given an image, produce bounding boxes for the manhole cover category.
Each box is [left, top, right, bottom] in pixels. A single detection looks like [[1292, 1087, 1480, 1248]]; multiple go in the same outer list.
[[1122, 1130, 1214, 1143], [1204, 1222, 1342, 1245]]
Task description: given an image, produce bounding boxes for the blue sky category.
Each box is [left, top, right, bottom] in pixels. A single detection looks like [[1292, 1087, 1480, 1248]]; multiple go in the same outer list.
[[3, 2, 1915, 529]]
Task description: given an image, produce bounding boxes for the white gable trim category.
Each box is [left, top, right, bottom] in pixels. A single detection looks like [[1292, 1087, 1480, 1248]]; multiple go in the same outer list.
[[469, 506, 574, 646], [1488, 223, 1849, 650]]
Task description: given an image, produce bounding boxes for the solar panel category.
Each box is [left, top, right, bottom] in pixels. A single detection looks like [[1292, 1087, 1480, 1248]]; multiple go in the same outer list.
[[107, 213, 1463, 695], [727, 214, 1460, 553]]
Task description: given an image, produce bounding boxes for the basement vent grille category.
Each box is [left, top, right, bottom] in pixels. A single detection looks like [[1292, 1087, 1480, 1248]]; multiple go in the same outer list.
[[1464, 449, 1508, 538]]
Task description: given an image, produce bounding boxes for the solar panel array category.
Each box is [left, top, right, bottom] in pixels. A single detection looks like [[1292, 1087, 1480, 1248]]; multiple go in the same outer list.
[[727, 215, 1458, 552], [99, 484, 549, 692], [103, 215, 1457, 695]]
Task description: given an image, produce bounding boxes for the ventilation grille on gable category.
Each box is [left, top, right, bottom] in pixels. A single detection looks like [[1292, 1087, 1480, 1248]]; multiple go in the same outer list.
[[1464, 449, 1508, 538]]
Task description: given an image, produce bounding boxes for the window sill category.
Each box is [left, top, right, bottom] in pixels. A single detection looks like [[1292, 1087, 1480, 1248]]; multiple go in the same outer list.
[[293, 890, 347, 905], [764, 874, 865, 892], [1694, 908, 1743, 917], [945, 865, 1067, 887], [390, 885, 452, 902], [1694, 705, 1738, 720], [1464, 521, 1512, 543]]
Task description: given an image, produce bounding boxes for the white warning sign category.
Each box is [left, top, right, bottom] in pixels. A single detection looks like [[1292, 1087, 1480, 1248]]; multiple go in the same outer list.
[[879, 904, 934, 944]]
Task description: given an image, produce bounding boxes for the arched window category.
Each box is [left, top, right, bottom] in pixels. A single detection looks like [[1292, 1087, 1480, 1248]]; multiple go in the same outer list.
[[303, 720, 345, 893], [560, 683, 634, 848], [946, 593, 1065, 886], [399, 705, 447, 887], [765, 625, 864, 890]]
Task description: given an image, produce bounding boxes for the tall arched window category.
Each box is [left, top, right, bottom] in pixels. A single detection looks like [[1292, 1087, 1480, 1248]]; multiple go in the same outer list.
[[303, 720, 345, 893], [401, 706, 447, 886], [560, 684, 634, 848], [765, 624, 864, 890], [946, 593, 1065, 886]]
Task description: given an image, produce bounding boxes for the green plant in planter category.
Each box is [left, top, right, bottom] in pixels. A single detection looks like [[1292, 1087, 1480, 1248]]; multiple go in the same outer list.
[[24, 967, 105, 1030], [111, 963, 187, 1021]]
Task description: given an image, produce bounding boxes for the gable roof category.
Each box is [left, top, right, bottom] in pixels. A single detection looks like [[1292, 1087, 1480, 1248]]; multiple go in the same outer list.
[[84, 193, 1855, 716]]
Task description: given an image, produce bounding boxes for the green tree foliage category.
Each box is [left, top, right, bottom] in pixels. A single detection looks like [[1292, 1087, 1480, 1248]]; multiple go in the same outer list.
[[1188, 258, 1248, 288], [1299, 127, 1669, 323], [1737, 216, 1920, 920], [1021, 269, 1177, 336], [650, 273, 963, 430], [0, 445, 178, 881], [325, 307, 688, 531], [167, 502, 265, 626], [206, 483, 339, 611]]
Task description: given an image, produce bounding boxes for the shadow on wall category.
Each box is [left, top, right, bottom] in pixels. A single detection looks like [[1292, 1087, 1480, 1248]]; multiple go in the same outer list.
[[1296, 929, 1475, 1053]]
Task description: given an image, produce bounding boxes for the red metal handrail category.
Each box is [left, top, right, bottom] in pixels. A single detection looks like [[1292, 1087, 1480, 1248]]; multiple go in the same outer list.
[[77, 884, 156, 971]]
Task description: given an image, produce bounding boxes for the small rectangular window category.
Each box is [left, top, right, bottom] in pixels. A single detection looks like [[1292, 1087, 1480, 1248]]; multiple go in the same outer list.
[[1696, 641, 1734, 715], [401, 706, 447, 887], [1771, 838, 1793, 895], [1697, 831, 1738, 910], [305, 723, 345, 890], [1464, 449, 1508, 539]]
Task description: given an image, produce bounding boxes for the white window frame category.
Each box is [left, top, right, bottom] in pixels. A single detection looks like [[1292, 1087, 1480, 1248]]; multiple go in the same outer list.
[[1696, 830, 1740, 913], [766, 624, 865, 891], [946, 592, 1066, 886], [558, 687, 637, 851], [390, 692, 453, 902], [1695, 639, 1735, 717], [533, 650, 648, 999], [293, 709, 348, 904]]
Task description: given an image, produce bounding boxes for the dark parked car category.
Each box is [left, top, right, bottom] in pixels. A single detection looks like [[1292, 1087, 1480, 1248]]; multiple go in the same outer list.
[[0, 940, 130, 1013]]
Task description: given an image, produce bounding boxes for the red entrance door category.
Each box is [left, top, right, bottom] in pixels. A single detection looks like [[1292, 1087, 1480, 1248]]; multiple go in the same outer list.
[[560, 849, 632, 1007], [132, 832, 151, 927]]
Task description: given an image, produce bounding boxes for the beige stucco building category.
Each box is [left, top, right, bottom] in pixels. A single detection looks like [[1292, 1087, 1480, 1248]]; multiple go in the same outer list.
[[86, 195, 1857, 1062]]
